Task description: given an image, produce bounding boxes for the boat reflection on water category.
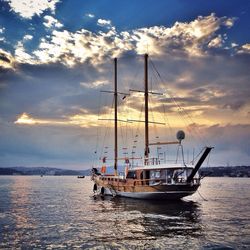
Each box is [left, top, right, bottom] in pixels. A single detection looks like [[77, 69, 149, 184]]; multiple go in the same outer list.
[[92, 194, 203, 240]]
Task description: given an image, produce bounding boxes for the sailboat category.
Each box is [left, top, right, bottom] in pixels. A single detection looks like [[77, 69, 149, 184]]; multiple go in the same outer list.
[[92, 54, 213, 200]]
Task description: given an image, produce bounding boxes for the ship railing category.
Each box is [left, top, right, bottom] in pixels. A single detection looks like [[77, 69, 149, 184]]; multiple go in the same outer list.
[[143, 157, 188, 166], [133, 177, 200, 186], [100, 176, 199, 186], [99, 176, 199, 186]]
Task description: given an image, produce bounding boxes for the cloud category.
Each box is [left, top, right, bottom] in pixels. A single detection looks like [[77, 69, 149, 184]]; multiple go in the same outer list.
[[97, 18, 112, 27], [80, 79, 109, 89], [12, 35, 35, 64], [86, 13, 95, 18], [224, 18, 235, 28], [32, 27, 133, 66], [208, 35, 223, 48], [0, 27, 6, 42], [10, 13, 234, 67], [9, 116, 250, 167], [1, 13, 249, 167], [4, 0, 60, 19], [237, 43, 250, 54], [0, 13, 239, 68], [43, 15, 63, 29], [23, 34, 33, 41], [0, 120, 96, 168], [0, 49, 15, 68], [231, 42, 238, 48], [131, 14, 235, 56], [0, 14, 236, 71], [2, 10, 249, 125], [200, 124, 250, 164], [183, 123, 250, 166], [14, 41, 36, 64], [14, 112, 100, 128]]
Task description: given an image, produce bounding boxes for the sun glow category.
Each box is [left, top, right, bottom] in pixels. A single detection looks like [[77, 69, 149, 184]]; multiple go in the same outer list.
[[15, 113, 44, 125], [14, 101, 217, 129], [15, 112, 103, 128]]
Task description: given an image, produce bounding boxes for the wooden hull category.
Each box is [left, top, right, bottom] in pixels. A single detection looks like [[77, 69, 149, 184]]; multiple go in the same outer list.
[[106, 190, 196, 200], [93, 176, 199, 200]]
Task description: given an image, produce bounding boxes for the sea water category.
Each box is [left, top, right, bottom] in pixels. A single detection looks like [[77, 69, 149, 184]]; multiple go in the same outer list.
[[0, 176, 249, 249]]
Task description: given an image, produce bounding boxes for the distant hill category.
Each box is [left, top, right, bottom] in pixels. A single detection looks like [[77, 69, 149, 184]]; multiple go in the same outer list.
[[200, 166, 250, 177], [0, 166, 249, 177], [0, 168, 23, 175], [0, 166, 91, 176]]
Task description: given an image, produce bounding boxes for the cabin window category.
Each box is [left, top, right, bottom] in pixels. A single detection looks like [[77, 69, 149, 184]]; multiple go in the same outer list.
[[149, 170, 161, 185], [166, 170, 174, 183], [173, 169, 187, 183], [151, 170, 160, 179], [127, 171, 136, 179]]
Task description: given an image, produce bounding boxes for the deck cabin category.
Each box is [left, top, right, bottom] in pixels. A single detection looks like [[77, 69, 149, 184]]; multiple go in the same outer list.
[[95, 163, 200, 189]]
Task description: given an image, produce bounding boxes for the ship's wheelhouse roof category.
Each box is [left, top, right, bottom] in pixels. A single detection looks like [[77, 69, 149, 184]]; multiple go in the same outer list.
[[132, 163, 195, 171]]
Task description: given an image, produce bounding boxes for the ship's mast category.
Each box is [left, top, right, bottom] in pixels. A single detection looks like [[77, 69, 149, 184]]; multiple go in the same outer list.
[[114, 58, 118, 176], [144, 54, 149, 164]]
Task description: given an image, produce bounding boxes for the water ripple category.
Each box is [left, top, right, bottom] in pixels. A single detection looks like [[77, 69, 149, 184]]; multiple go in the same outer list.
[[0, 176, 249, 249]]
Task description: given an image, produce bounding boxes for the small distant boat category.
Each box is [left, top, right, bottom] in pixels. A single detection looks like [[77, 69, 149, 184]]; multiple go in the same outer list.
[[77, 176, 85, 178], [92, 54, 213, 200]]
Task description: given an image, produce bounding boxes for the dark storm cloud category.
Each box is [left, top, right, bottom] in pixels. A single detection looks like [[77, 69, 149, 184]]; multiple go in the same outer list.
[[152, 52, 250, 113], [0, 52, 10, 63], [0, 49, 13, 69], [0, 61, 109, 120], [3, 46, 249, 121]]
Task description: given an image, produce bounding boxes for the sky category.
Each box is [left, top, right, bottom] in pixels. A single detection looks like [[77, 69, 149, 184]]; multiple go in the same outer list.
[[0, 0, 250, 169]]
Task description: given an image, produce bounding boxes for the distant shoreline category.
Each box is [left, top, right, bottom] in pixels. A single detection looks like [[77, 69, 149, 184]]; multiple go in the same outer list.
[[0, 166, 249, 177], [0, 166, 90, 176], [0, 175, 249, 178]]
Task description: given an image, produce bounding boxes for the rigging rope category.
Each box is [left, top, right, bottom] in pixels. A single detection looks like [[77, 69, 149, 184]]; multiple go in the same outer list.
[[148, 94, 159, 141], [188, 147, 206, 165], [149, 58, 208, 147], [99, 96, 115, 161], [197, 189, 208, 201]]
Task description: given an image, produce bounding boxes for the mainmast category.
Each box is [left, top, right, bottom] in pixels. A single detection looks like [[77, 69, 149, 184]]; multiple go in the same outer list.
[[114, 58, 118, 176], [144, 54, 149, 164]]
